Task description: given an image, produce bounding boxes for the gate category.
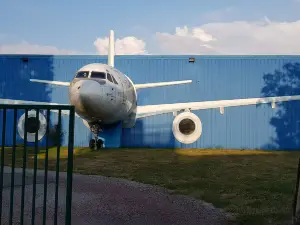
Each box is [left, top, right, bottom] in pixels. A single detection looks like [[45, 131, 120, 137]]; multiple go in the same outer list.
[[0, 104, 75, 225]]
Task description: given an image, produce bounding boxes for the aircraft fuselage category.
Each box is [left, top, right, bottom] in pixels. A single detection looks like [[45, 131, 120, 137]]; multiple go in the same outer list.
[[68, 63, 137, 125]]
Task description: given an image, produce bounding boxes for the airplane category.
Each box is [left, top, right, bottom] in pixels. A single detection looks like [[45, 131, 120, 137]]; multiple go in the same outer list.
[[1, 30, 300, 150]]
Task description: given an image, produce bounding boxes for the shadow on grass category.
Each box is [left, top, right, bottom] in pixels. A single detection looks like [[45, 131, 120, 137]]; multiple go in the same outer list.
[[2, 147, 300, 225]]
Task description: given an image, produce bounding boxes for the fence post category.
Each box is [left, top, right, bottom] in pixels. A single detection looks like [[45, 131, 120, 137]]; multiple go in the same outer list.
[[293, 157, 300, 224], [65, 106, 75, 225], [0, 109, 6, 225]]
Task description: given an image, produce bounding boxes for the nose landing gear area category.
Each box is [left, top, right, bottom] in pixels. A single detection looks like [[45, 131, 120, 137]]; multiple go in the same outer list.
[[89, 138, 104, 150], [89, 123, 105, 150]]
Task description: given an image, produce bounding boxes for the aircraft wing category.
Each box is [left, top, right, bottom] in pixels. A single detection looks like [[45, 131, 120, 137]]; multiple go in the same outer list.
[[136, 95, 300, 119], [0, 98, 80, 117], [30, 78, 192, 89], [30, 79, 70, 86], [134, 80, 192, 89]]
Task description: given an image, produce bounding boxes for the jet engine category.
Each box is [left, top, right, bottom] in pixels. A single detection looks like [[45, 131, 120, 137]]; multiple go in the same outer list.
[[172, 111, 202, 144], [17, 110, 47, 142]]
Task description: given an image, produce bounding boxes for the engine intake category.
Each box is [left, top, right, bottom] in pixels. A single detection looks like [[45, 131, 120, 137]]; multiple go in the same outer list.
[[172, 111, 202, 144], [17, 110, 47, 142]]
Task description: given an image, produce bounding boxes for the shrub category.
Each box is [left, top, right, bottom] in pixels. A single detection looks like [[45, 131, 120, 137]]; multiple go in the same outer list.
[[48, 123, 65, 147]]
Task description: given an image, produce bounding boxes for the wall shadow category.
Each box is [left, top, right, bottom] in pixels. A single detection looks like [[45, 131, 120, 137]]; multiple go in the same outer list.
[[121, 119, 176, 148], [0, 55, 54, 147], [260, 62, 300, 150], [121, 119, 145, 147]]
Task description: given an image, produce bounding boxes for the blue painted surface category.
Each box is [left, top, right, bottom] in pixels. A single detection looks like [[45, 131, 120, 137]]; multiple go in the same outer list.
[[1, 55, 300, 150]]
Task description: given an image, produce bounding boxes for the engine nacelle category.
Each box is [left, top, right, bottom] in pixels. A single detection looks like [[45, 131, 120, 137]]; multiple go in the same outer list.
[[172, 111, 202, 144], [17, 110, 47, 142]]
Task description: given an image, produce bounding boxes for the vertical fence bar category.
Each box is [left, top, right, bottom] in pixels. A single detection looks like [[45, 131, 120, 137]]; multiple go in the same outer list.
[[0, 105, 74, 225], [42, 109, 50, 225], [293, 157, 300, 224], [31, 109, 39, 225], [65, 107, 75, 225], [20, 109, 28, 225], [0, 109, 6, 225], [54, 109, 61, 225], [9, 108, 17, 225]]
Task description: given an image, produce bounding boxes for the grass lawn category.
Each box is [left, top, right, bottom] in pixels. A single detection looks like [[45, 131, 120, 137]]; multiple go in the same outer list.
[[1, 146, 300, 225]]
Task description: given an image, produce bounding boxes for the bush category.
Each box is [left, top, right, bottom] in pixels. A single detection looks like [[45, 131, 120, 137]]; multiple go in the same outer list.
[[48, 124, 65, 147]]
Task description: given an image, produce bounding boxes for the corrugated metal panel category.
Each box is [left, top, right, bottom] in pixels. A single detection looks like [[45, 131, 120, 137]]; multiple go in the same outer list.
[[1, 55, 300, 150], [118, 55, 300, 150]]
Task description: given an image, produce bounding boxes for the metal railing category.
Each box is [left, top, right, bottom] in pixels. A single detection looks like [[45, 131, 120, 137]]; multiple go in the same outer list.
[[0, 104, 75, 225], [293, 157, 300, 225]]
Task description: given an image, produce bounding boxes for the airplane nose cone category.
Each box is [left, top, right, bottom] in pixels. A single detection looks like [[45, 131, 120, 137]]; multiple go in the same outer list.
[[69, 80, 104, 116], [80, 80, 103, 101], [69, 79, 116, 121]]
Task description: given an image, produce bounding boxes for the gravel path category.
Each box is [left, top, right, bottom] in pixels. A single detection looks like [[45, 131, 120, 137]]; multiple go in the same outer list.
[[1, 167, 235, 225]]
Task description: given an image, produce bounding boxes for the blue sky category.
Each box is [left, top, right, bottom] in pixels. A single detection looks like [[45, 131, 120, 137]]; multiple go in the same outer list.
[[1, 0, 300, 54]]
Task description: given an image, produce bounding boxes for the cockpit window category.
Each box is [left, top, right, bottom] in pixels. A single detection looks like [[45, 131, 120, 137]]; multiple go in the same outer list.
[[111, 75, 118, 85], [90, 71, 106, 79], [76, 71, 89, 78], [107, 73, 113, 83]]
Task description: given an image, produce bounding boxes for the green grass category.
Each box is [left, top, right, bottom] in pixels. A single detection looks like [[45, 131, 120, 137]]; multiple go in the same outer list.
[[2, 146, 300, 225]]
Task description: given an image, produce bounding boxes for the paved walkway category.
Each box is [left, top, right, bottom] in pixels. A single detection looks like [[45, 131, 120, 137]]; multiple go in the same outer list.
[[1, 167, 235, 225]]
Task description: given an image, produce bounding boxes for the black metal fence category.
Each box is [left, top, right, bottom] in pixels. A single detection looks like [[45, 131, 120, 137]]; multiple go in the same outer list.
[[293, 158, 300, 224], [0, 104, 75, 225]]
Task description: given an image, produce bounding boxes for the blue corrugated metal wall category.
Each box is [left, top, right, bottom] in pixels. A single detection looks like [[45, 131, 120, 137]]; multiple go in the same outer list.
[[1, 55, 300, 150]]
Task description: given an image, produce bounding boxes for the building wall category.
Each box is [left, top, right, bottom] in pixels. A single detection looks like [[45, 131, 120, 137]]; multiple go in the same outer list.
[[0, 55, 300, 150]]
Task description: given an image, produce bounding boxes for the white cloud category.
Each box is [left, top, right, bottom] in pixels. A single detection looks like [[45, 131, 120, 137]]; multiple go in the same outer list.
[[0, 41, 76, 54], [94, 36, 148, 55], [155, 18, 300, 54], [155, 26, 219, 54]]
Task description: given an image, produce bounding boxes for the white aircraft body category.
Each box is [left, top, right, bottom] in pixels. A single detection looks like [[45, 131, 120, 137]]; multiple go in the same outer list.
[[1, 30, 300, 149]]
